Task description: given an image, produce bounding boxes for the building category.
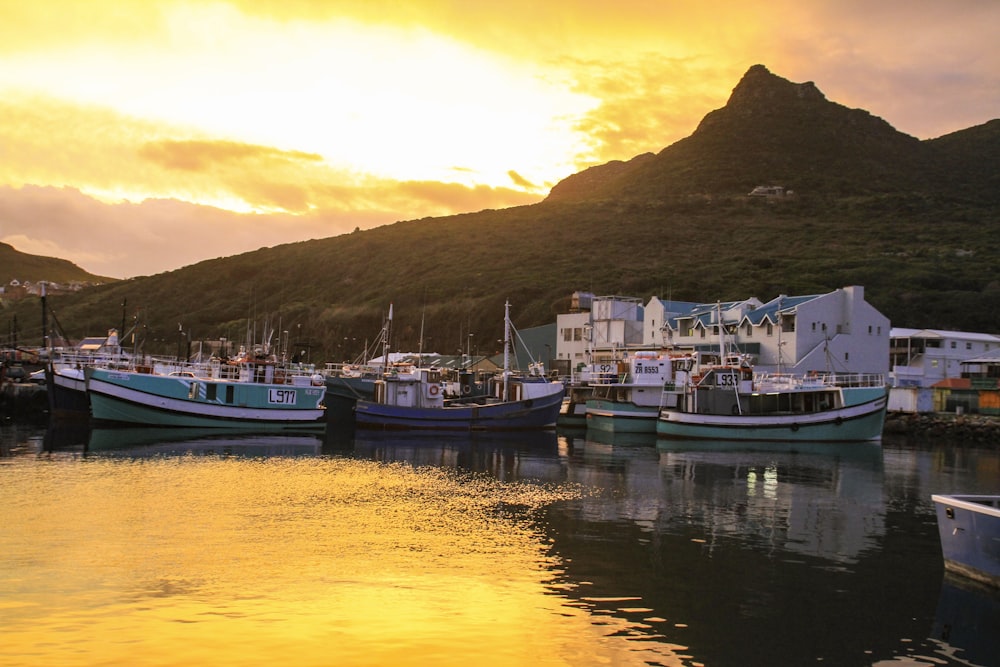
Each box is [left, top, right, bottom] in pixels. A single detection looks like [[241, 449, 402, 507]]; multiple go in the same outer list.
[[658, 286, 889, 375], [555, 286, 890, 377], [890, 328, 1000, 387]]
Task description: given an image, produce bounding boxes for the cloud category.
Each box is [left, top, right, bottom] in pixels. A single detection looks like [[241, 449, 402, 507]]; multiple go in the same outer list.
[[139, 140, 324, 172], [0, 179, 542, 278]]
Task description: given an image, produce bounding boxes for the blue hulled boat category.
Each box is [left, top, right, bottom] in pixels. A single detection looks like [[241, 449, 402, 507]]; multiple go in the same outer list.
[[354, 301, 564, 431], [932, 494, 1000, 588]]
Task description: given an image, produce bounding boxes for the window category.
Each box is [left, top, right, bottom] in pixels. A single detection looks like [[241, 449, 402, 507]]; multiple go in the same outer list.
[[563, 328, 572, 342], [868, 325, 872, 334], [966, 342, 972, 350], [766, 323, 773, 336], [744, 323, 753, 337], [812, 322, 816, 331], [574, 328, 582, 342], [950, 341, 957, 349], [845, 352, 849, 361]]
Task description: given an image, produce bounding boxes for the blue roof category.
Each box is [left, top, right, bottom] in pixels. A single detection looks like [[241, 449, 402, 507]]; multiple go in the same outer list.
[[664, 294, 822, 329]]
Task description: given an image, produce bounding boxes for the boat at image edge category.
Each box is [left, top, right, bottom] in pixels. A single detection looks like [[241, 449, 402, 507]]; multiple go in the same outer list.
[[931, 494, 1000, 589]]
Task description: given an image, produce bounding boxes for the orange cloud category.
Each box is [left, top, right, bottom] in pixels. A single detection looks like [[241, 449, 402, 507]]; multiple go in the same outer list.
[[139, 140, 323, 173]]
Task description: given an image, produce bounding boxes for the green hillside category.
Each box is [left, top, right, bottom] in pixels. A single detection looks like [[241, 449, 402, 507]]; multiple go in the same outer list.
[[1, 242, 112, 285], [4, 65, 999, 361]]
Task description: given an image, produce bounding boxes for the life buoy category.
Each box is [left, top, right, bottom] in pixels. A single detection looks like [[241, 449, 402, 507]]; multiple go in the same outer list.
[[429, 384, 440, 396], [791, 423, 800, 432], [834, 416, 843, 426], [462, 385, 472, 395]]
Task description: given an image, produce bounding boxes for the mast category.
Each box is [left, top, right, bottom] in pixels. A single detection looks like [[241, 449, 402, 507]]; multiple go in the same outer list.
[[503, 299, 511, 402], [40, 281, 49, 352], [381, 303, 393, 373]]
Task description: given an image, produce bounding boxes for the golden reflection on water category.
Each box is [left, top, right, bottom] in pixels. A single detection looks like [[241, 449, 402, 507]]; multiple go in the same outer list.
[[2, 455, 685, 666]]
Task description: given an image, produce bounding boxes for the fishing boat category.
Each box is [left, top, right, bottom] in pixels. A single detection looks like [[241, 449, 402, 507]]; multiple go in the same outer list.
[[585, 352, 674, 434], [353, 301, 565, 431], [931, 494, 1000, 588], [656, 362, 888, 442], [86, 355, 326, 430]]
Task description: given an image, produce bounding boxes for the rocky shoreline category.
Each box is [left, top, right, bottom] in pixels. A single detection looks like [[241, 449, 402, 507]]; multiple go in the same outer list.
[[884, 411, 1000, 445]]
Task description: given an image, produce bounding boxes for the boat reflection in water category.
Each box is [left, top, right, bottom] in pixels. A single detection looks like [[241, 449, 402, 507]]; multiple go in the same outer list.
[[86, 426, 324, 457], [930, 575, 1000, 666], [16, 423, 1000, 666], [351, 428, 564, 481]]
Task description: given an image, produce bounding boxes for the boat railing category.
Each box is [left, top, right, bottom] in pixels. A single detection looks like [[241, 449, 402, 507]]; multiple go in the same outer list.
[[754, 371, 886, 391]]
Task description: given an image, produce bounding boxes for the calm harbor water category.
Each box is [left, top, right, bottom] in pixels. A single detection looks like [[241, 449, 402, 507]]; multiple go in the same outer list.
[[2, 423, 999, 667]]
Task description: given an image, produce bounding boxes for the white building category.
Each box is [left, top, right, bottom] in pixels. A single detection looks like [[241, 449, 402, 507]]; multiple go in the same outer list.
[[890, 328, 1000, 387], [661, 286, 889, 375], [556, 286, 890, 377]]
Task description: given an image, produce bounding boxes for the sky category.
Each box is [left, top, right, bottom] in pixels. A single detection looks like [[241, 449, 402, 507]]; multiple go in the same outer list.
[[1, 0, 998, 279]]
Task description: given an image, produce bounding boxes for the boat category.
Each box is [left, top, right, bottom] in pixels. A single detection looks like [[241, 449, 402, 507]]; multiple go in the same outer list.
[[656, 360, 888, 442], [86, 355, 326, 430], [353, 301, 565, 431], [585, 352, 673, 434], [931, 494, 1000, 588], [558, 382, 592, 428]]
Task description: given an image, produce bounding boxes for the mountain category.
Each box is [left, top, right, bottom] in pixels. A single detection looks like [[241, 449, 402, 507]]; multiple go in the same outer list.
[[0, 242, 112, 285], [548, 64, 995, 202], [3, 65, 999, 360]]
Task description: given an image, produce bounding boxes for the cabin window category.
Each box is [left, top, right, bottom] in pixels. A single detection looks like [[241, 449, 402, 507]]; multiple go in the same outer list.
[[188, 383, 199, 399], [206, 384, 217, 401], [226, 385, 235, 403]]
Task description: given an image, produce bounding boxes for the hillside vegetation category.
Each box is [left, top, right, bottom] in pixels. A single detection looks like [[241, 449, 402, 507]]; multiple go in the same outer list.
[[4, 65, 999, 361]]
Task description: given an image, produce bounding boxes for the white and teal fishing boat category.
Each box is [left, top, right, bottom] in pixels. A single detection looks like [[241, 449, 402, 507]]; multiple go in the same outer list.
[[657, 365, 888, 442], [585, 353, 674, 434], [86, 357, 326, 430]]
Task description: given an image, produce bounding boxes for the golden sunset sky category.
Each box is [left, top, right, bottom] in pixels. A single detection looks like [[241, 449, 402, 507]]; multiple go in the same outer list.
[[1, 0, 997, 278]]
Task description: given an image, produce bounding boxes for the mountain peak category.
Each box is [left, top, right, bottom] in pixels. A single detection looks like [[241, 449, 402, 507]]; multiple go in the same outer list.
[[726, 64, 826, 111]]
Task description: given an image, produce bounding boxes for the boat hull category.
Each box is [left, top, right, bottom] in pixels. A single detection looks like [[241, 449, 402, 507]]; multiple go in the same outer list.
[[932, 494, 1000, 588], [87, 368, 325, 430], [657, 389, 887, 442], [355, 391, 563, 431], [585, 398, 659, 434], [45, 366, 90, 417]]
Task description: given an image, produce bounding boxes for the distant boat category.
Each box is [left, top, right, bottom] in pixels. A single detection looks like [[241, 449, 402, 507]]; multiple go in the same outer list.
[[86, 357, 326, 430], [931, 494, 1000, 589], [585, 352, 673, 434], [657, 364, 888, 442], [558, 383, 592, 428], [353, 301, 564, 431]]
